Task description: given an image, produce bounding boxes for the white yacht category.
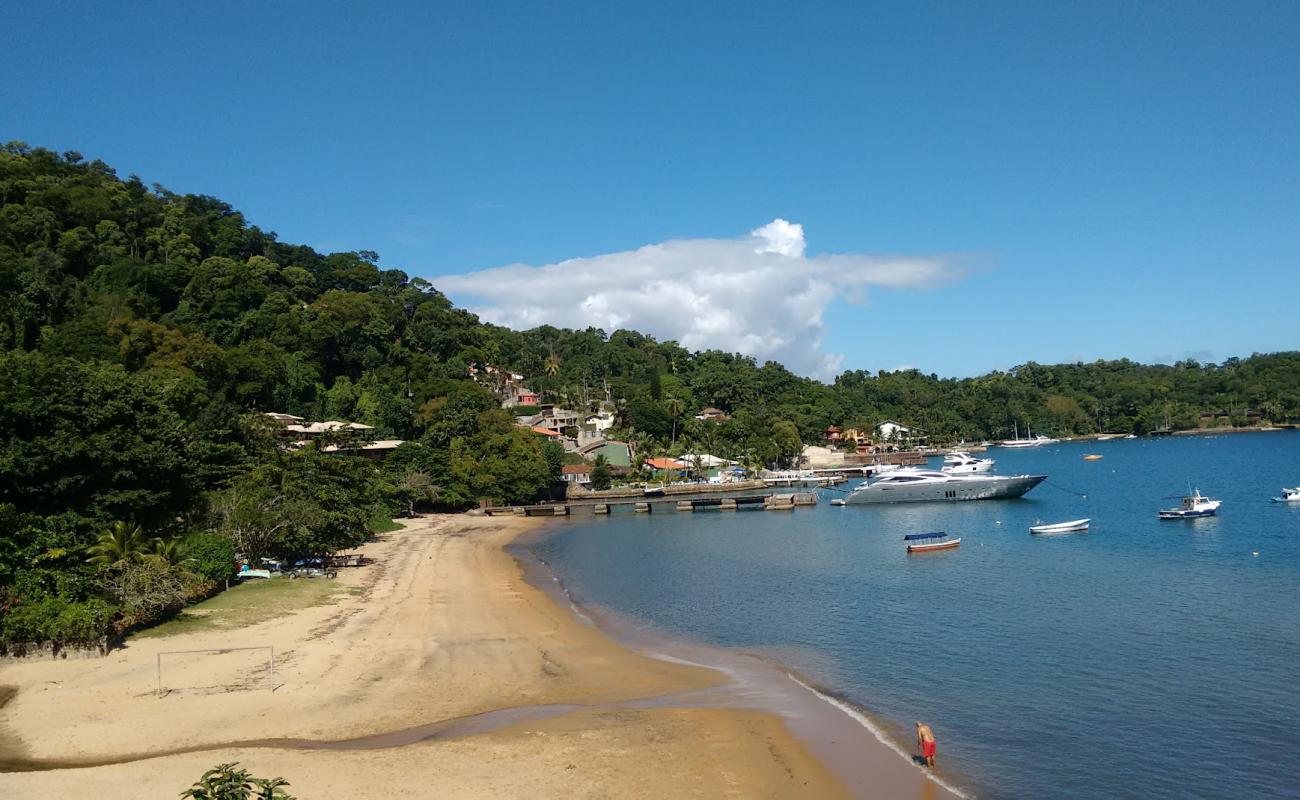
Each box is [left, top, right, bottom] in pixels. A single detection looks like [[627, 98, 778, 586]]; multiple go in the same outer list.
[[942, 451, 995, 473], [844, 468, 1046, 504], [1271, 486, 1300, 503]]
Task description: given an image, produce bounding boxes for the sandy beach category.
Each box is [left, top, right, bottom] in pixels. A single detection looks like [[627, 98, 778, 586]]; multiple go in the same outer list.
[[0, 515, 952, 799]]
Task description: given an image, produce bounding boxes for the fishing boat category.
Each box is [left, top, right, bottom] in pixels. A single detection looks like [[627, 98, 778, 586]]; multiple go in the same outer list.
[[1083, 454, 1104, 461], [1029, 518, 1090, 534], [1272, 487, 1300, 503], [905, 531, 961, 553], [942, 451, 995, 473], [1158, 489, 1221, 519]]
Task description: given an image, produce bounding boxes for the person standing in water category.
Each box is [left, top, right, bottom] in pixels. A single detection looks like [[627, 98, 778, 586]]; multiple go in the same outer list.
[[916, 721, 937, 767]]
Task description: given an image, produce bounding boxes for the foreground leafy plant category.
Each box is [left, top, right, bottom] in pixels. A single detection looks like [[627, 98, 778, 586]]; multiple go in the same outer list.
[[180, 762, 294, 800]]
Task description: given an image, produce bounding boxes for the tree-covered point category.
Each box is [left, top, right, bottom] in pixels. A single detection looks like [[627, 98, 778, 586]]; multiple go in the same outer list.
[[3, 141, 1299, 647]]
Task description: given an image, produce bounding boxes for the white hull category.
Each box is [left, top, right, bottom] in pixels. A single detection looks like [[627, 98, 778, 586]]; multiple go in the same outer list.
[[1158, 491, 1221, 519], [845, 471, 1046, 504], [1030, 518, 1090, 534]]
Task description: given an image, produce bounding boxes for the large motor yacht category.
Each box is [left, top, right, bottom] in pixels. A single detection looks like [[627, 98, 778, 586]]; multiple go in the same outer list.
[[844, 468, 1046, 504]]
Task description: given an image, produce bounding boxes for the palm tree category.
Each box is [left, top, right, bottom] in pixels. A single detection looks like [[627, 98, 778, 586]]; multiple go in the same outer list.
[[665, 396, 685, 444], [87, 522, 149, 569], [544, 353, 561, 377], [146, 537, 197, 573]]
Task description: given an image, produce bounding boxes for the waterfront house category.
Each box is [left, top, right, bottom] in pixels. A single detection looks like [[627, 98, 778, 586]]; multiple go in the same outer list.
[[645, 457, 688, 480], [560, 463, 592, 485]]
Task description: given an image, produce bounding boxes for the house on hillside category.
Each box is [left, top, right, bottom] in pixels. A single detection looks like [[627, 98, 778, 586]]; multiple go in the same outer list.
[[264, 413, 405, 460], [502, 388, 540, 408], [321, 439, 407, 460], [694, 407, 729, 422], [264, 412, 305, 427], [585, 411, 615, 431], [823, 425, 842, 445]]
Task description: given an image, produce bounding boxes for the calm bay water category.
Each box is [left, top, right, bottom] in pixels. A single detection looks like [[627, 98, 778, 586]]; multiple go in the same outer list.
[[528, 431, 1300, 799]]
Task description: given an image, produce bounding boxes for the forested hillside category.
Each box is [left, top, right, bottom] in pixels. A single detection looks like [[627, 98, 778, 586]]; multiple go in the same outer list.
[[2, 142, 1298, 648]]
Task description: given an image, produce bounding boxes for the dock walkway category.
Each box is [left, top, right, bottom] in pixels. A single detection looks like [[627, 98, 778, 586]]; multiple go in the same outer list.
[[483, 492, 818, 517]]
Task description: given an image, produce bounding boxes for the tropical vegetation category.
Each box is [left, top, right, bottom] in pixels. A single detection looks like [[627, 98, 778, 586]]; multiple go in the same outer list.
[[3, 141, 1298, 649]]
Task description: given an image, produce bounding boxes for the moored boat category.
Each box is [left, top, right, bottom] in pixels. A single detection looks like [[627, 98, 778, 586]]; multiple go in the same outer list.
[[844, 468, 1046, 504], [1083, 454, 1104, 461], [1272, 486, 1300, 503], [905, 531, 961, 553], [1029, 518, 1090, 534], [1158, 489, 1221, 519], [942, 451, 995, 473], [1000, 422, 1057, 448]]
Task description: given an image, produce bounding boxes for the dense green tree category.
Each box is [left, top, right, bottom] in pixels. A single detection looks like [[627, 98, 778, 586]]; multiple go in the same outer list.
[[590, 454, 612, 490]]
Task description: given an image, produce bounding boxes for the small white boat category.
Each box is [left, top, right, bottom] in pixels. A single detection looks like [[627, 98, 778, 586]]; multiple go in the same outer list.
[[1029, 518, 1090, 535], [830, 498, 846, 506], [1158, 489, 1221, 519], [1272, 487, 1300, 503]]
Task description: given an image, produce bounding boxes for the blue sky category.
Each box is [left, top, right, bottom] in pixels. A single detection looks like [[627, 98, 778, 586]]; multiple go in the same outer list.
[[4, 1, 1297, 377]]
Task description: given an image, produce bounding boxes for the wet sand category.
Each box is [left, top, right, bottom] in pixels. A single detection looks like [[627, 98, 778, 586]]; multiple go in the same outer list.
[[0, 515, 955, 798]]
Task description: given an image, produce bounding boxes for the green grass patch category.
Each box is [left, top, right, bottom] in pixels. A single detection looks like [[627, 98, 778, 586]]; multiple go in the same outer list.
[[132, 577, 352, 640], [368, 511, 403, 533]]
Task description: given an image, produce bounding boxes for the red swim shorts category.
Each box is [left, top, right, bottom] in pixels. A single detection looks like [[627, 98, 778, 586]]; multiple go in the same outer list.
[[923, 739, 937, 758]]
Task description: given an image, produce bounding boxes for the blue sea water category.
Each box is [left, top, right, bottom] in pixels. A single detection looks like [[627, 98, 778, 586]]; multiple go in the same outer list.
[[528, 432, 1300, 799]]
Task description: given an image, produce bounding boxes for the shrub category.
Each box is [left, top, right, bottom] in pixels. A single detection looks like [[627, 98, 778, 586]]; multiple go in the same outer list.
[[0, 596, 116, 646], [183, 532, 237, 583], [50, 598, 115, 642]]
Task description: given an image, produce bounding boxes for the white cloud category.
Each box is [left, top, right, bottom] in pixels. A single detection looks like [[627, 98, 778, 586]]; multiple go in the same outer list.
[[435, 220, 965, 380]]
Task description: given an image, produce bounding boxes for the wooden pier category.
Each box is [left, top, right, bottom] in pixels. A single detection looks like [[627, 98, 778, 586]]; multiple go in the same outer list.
[[483, 492, 818, 517]]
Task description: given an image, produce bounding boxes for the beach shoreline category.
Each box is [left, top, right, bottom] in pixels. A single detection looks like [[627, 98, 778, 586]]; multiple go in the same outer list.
[[512, 521, 966, 800], [0, 515, 874, 798]]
